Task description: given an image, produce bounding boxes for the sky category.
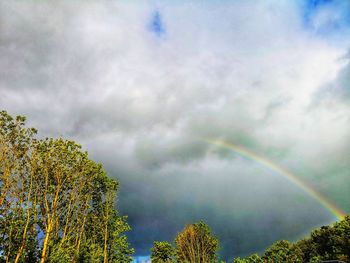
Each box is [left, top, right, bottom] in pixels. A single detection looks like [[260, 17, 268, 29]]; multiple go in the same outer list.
[[1, 0, 350, 260]]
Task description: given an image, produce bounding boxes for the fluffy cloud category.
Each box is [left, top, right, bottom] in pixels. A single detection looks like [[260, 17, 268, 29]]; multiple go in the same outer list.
[[0, 0, 349, 260]]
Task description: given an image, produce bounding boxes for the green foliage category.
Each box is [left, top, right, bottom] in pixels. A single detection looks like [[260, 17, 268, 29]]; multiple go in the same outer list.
[[262, 240, 303, 263], [48, 243, 75, 263], [78, 241, 103, 263], [233, 254, 262, 263], [334, 215, 350, 260], [175, 221, 219, 263], [309, 255, 322, 263], [308, 215, 350, 261], [294, 238, 316, 262], [310, 225, 339, 260], [0, 111, 133, 263], [151, 241, 176, 263], [254, 216, 350, 263]]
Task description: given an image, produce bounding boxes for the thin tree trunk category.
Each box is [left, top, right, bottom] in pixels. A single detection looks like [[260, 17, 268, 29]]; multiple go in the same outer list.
[[41, 167, 51, 263], [0, 166, 11, 206], [6, 225, 13, 263], [103, 199, 110, 263], [76, 198, 89, 252], [14, 170, 34, 263], [76, 212, 87, 252], [60, 196, 74, 247], [103, 220, 109, 263], [40, 218, 52, 263]]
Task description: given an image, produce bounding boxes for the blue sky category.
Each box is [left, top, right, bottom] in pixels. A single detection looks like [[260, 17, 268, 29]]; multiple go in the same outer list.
[[132, 255, 150, 263], [149, 10, 165, 37], [302, 0, 350, 36]]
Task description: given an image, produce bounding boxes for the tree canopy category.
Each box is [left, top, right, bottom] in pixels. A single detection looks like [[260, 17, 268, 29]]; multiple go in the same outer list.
[[235, 216, 350, 263], [175, 221, 219, 263], [151, 221, 219, 263], [0, 111, 134, 263], [151, 241, 176, 263]]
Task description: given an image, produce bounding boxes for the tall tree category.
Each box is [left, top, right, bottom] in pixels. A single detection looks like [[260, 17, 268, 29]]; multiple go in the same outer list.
[[0, 111, 134, 263], [175, 221, 219, 263], [0, 111, 37, 263]]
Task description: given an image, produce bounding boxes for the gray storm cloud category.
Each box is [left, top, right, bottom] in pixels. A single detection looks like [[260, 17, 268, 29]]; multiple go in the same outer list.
[[0, 0, 349, 260]]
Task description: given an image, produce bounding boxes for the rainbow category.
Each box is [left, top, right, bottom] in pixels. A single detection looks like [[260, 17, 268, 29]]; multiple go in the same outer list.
[[204, 138, 345, 220]]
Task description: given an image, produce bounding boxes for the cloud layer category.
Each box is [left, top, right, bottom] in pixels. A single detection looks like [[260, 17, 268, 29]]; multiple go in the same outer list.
[[1, 0, 349, 260]]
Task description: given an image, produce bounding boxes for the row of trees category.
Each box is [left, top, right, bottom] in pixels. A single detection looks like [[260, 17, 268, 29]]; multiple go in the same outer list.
[[0, 111, 134, 262], [234, 215, 350, 263], [151, 216, 350, 263], [2, 110, 349, 263]]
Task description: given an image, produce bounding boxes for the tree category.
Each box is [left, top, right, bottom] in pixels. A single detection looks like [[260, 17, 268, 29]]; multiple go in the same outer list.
[[0, 111, 37, 263], [309, 216, 350, 262], [334, 215, 350, 261], [233, 254, 262, 263], [310, 225, 339, 260], [175, 221, 219, 263], [261, 216, 350, 263], [151, 241, 175, 263], [262, 240, 302, 263], [294, 238, 317, 262], [0, 111, 134, 263], [233, 258, 245, 263]]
